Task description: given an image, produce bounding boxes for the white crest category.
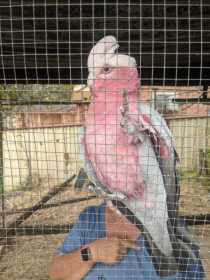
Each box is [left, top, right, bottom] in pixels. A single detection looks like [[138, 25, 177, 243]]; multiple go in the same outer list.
[[87, 36, 136, 86]]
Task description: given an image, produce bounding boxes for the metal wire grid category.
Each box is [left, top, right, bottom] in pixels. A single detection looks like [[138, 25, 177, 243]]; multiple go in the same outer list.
[[0, 1, 209, 280], [0, 1, 209, 86]]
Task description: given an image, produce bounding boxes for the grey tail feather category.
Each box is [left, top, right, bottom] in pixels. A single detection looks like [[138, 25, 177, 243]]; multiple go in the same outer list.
[[112, 199, 204, 277], [111, 200, 178, 277]]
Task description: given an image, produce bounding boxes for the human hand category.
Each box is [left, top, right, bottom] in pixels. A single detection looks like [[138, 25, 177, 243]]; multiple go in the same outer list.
[[89, 237, 140, 265]]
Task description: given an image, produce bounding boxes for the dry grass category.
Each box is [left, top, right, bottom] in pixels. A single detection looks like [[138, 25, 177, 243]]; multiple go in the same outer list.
[[0, 178, 209, 280]]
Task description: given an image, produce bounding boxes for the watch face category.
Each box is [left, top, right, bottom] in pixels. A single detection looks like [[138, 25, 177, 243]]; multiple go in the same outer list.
[[81, 247, 92, 261]]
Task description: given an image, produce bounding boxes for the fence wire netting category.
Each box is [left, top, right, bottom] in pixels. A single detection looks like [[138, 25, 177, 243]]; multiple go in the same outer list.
[[0, 1, 210, 280]]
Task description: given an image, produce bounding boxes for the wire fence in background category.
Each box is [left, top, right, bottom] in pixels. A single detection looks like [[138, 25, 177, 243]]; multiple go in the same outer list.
[[0, 1, 209, 280]]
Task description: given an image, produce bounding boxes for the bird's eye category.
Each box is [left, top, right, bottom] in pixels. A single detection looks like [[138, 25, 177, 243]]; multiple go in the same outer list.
[[103, 66, 111, 73]]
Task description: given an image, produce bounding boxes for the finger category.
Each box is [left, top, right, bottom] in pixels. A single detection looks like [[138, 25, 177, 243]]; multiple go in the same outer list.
[[117, 242, 126, 254], [115, 208, 123, 217], [116, 250, 126, 261], [107, 201, 123, 217], [107, 200, 114, 210], [119, 247, 127, 256], [121, 240, 140, 250]]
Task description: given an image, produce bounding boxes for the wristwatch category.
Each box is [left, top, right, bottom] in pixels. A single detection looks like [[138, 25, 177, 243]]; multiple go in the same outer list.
[[81, 246, 92, 261]]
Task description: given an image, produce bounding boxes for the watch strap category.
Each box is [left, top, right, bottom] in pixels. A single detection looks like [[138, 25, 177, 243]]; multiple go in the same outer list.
[[81, 246, 92, 261]]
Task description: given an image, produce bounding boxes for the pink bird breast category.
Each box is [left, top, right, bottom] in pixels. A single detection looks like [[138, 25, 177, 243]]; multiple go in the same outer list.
[[84, 67, 145, 199]]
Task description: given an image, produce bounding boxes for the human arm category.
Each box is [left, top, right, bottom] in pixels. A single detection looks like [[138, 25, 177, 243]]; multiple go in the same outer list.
[[48, 247, 94, 280], [49, 237, 140, 280]]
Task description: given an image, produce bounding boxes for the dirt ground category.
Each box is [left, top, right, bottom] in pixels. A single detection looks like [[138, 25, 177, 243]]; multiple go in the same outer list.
[[0, 177, 209, 280], [179, 178, 210, 279]]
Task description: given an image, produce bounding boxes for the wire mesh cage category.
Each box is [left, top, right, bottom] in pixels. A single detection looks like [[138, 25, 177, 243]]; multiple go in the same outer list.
[[0, 1, 210, 280]]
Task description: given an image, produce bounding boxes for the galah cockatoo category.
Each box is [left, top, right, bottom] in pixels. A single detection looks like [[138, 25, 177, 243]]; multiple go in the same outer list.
[[78, 36, 199, 275]]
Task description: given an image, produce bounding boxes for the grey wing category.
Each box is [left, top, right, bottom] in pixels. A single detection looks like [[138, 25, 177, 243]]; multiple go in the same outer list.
[[138, 103, 176, 153], [138, 104, 203, 269], [138, 103, 180, 220]]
